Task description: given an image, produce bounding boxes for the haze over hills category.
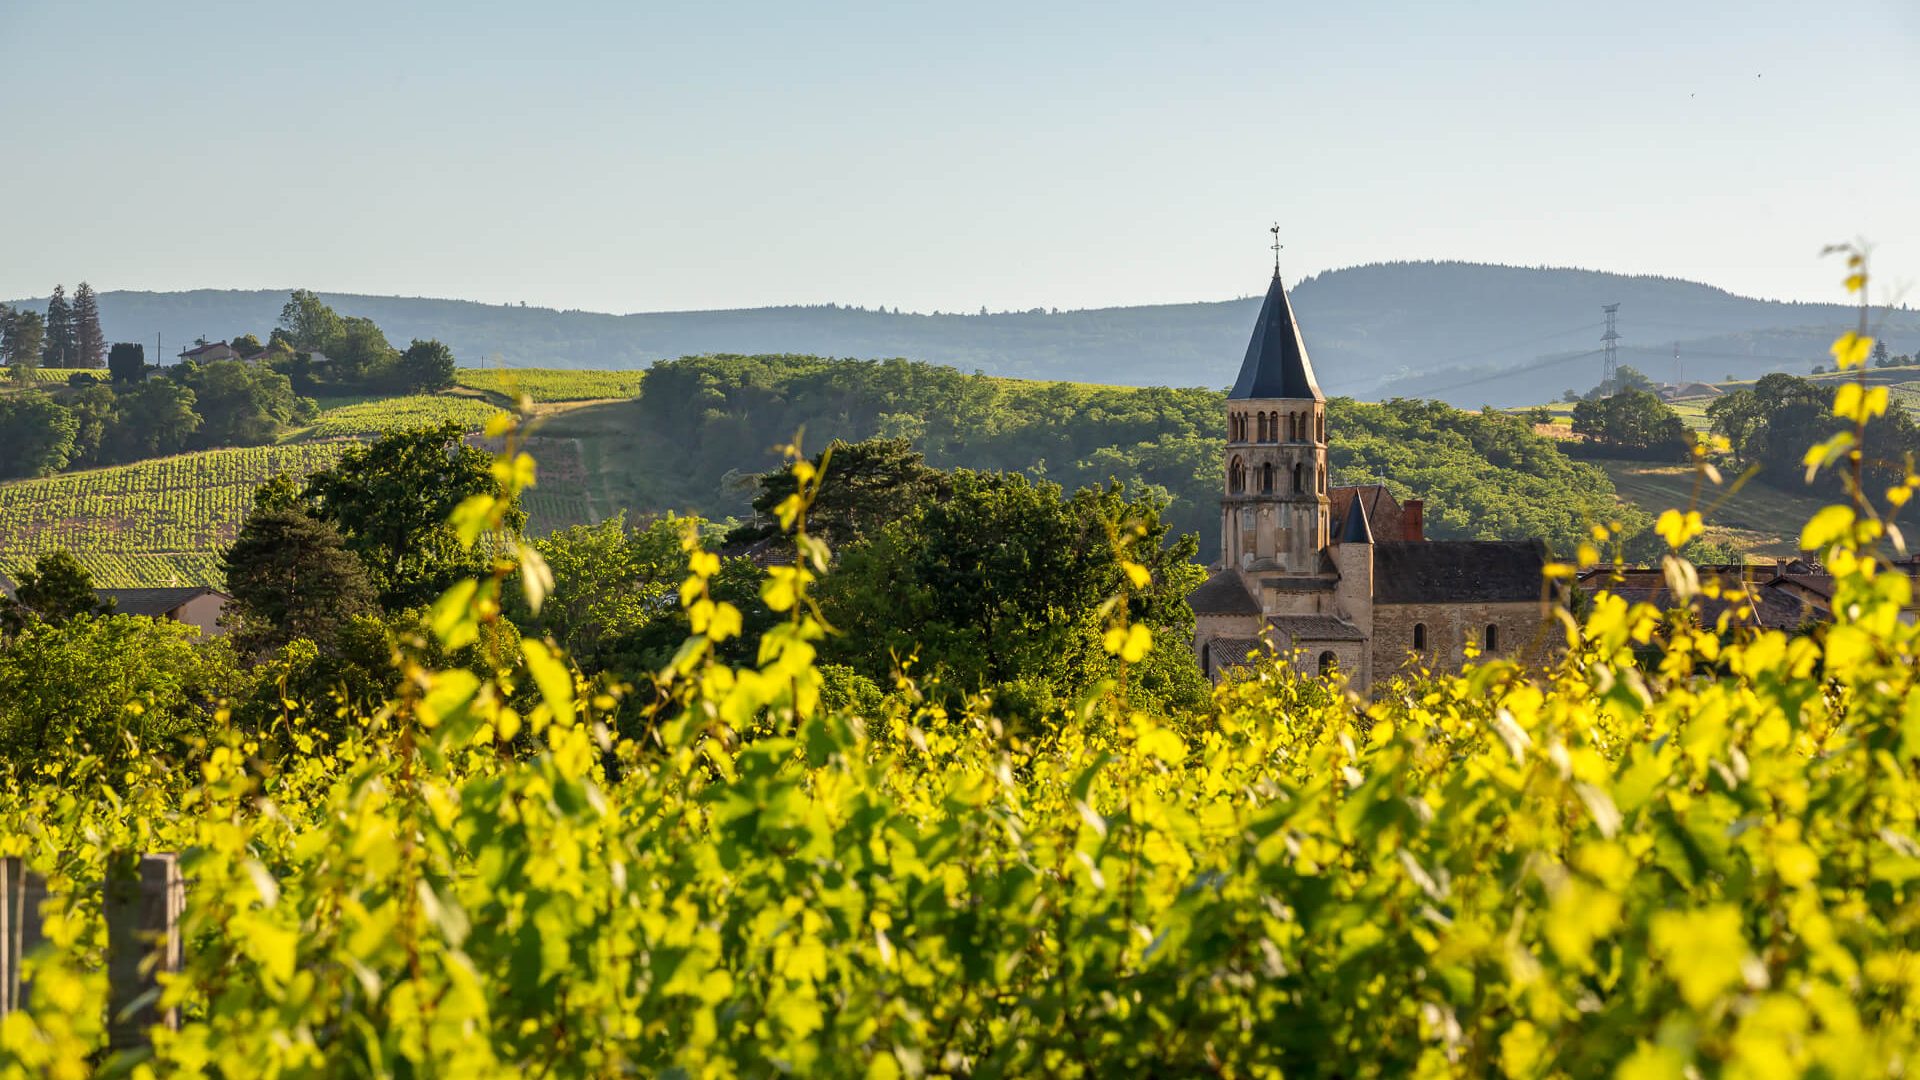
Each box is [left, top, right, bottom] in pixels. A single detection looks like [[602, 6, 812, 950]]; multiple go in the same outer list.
[[11, 262, 1916, 407]]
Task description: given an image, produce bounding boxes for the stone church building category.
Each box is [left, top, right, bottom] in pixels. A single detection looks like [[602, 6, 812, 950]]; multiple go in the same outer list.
[[1190, 271, 1551, 690]]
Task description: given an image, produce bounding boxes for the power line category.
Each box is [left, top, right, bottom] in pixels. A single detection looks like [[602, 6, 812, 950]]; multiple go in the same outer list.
[[1423, 321, 1606, 370], [1402, 347, 1608, 397]]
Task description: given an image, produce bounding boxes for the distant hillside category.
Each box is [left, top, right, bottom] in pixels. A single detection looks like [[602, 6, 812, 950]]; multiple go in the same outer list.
[[12, 262, 1916, 406]]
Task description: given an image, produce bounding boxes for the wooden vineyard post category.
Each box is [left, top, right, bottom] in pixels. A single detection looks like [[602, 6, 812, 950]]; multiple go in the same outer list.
[[104, 852, 184, 1053], [0, 856, 48, 1018]]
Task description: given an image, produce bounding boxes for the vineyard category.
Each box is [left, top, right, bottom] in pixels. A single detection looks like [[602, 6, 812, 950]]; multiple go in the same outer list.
[[0, 444, 348, 586], [456, 367, 646, 402], [0, 367, 92, 388], [297, 394, 503, 439], [2, 408, 1919, 1076]]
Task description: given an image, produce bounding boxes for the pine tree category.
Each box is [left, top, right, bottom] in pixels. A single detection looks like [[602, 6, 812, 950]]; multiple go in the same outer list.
[[41, 285, 77, 368], [107, 341, 147, 384], [72, 282, 105, 369], [13, 550, 107, 622], [3, 309, 45, 381]]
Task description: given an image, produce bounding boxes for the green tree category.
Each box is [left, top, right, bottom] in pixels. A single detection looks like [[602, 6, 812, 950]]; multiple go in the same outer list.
[[40, 285, 76, 368], [299, 423, 523, 609], [1584, 364, 1656, 399], [0, 613, 240, 765], [818, 469, 1207, 723], [513, 513, 683, 667], [64, 382, 119, 467], [1569, 389, 1688, 456], [278, 289, 343, 351], [107, 341, 147, 384], [11, 550, 108, 622], [1706, 389, 1767, 466], [396, 338, 457, 392], [231, 333, 264, 356], [107, 379, 200, 461], [71, 282, 105, 368], [180, 359, 310, 448], [329, 316, 398, 383], [222, 508, 378, 656], [0, 392, 79, 478], [730, 437, 946, 550], [2, 308, 45, 381]]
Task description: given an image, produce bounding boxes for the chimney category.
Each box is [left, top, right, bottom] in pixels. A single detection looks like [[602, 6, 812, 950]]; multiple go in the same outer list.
[[1403, 499, 1424, 541]]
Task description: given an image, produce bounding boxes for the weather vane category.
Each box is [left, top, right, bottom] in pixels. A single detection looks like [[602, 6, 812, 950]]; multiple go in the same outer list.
[[1270, 223, 1283, 276]]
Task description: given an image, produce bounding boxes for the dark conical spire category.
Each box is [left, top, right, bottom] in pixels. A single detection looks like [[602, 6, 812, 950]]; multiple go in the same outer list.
[[1337, 493, 1373, 544], [1229, 274, 1322, 401]]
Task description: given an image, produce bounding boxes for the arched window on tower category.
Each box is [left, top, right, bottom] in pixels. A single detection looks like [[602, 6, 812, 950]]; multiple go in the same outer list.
[[1229, 457, 1244, 494], [1485, 624, 1500, 652], [1318, 650, 1338, 675], [1261, 463, 1273, 493], [1316, 411, 1325, 443], [1265, 412, 1277, 443], [1287, 413, 1297, 441], [1292, 462, 1303, 493], [1318, 464, 1326, 493], [1295, 412, 1305, 441], [1412, 623, 1427, 651]]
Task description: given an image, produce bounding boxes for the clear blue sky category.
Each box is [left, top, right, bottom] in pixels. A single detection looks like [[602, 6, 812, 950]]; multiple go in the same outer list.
[[2, 0, 1915, 314]]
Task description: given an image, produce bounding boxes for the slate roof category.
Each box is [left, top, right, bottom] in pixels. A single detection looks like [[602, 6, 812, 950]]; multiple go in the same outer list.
[[94, 586, 227, 618], [1189, 569, 1260, 615], [1576, 567, 1826, 631], [1329, 485, 1420, 542], [1374, 540, 1549, 604], [1206, 637, 1270, 671], [1229, 274, 1323, 401], [1337, 495, 1373, 544], [1268, 614, 1368, 642], [1259, 576, 1337, 593]]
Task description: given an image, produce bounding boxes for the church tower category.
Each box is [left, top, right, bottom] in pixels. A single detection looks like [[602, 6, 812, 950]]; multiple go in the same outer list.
[[1220, 269, 1328, 575]]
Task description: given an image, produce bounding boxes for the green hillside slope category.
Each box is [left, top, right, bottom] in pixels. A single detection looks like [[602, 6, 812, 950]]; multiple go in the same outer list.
[[0, 360, 1637, 588]]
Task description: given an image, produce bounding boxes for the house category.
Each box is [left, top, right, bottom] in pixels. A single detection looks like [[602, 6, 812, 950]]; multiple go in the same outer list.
[[94, 587, 231, 636], [177, 341, 241, 364], [1574, 557, 1920, 632], [1190, 270, 1553, 691]]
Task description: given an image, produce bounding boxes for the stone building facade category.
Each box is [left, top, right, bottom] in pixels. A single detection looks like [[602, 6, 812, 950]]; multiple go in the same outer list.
[[1191, 271, 1551, 691]]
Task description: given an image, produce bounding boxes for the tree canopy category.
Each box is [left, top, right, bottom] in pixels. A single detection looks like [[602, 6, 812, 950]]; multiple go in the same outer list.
[[297, 423, 522, 609]]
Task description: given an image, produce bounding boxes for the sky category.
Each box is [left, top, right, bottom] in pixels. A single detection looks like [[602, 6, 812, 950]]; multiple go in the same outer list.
[[2, 0, 1917, 314]]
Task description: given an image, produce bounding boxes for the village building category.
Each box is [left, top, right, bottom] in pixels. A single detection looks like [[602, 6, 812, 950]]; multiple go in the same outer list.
[[1189, 269, 1552, 690], [177, 341, 242, 364], [94, 587, 230, 636]]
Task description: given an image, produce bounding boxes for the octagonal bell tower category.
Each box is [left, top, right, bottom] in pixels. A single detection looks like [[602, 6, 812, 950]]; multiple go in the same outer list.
[[1221, 267, 1328, 575]]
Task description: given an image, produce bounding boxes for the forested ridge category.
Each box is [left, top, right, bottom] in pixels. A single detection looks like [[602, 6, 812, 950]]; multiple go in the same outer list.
[[616, 353, 1634, 555], [1, 348, 1637, 589], [16, 261, 1917, 404]]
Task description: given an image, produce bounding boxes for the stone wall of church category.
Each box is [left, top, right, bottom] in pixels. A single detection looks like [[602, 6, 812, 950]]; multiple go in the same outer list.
[[1369, 600, 1551, 680]]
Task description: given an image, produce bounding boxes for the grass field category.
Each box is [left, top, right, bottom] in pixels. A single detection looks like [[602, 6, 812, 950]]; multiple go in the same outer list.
[[0, 443, 351, 588], [456, 368, 646, 403], [1593, 458, 1832, 558], [298, 395, 503, 439]]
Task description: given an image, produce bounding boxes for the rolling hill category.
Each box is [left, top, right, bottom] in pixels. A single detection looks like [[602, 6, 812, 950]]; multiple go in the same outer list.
[[12, 262, 1916, 407]]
